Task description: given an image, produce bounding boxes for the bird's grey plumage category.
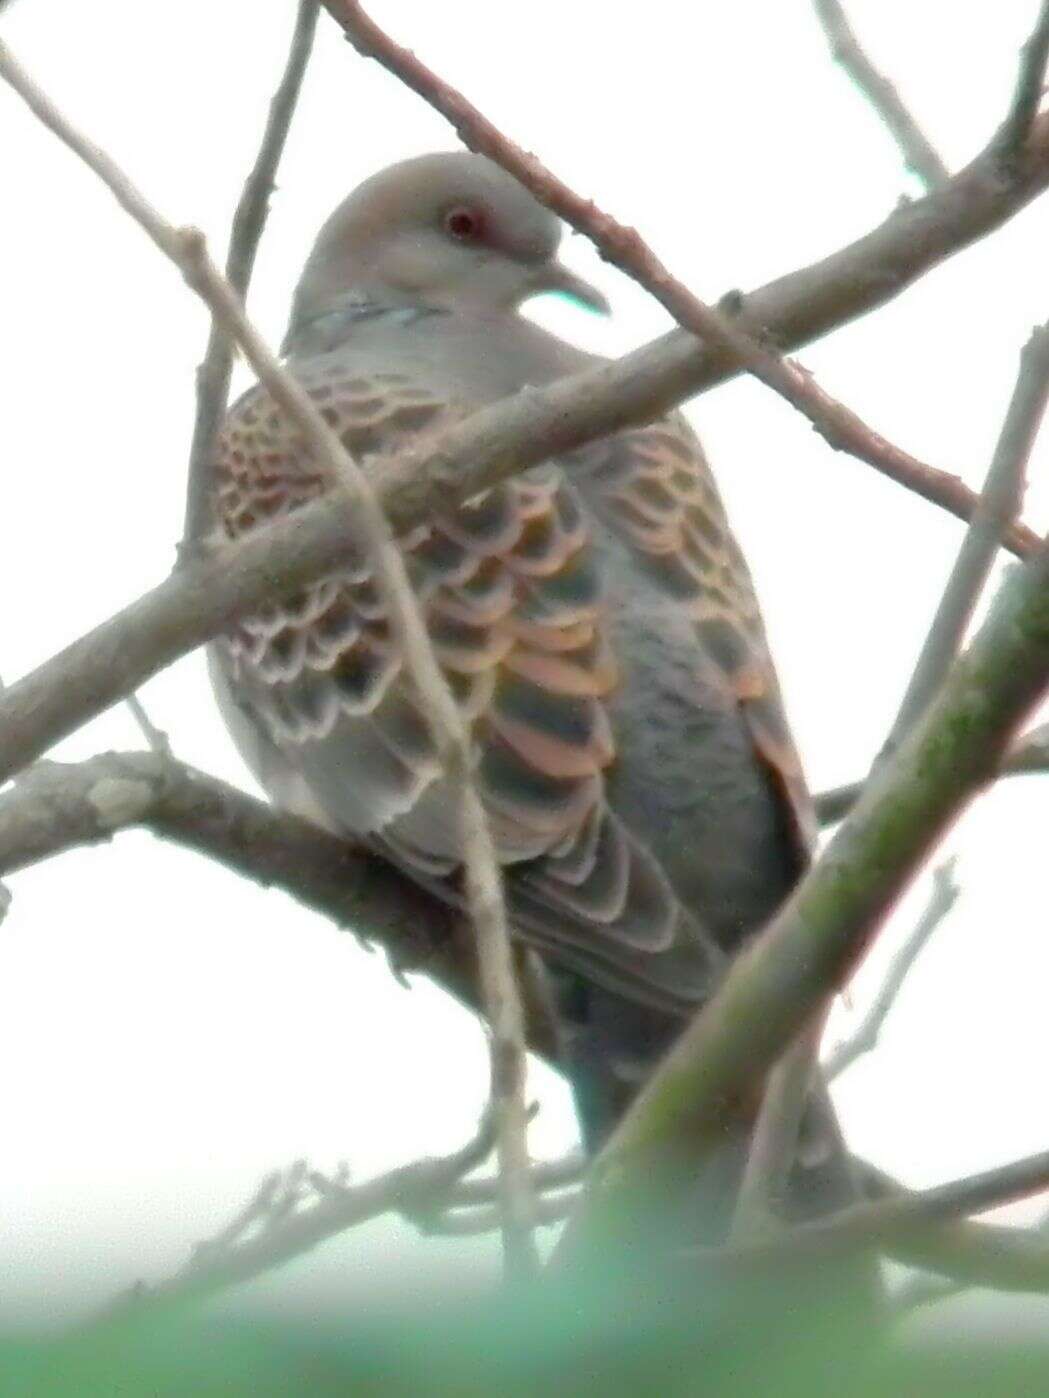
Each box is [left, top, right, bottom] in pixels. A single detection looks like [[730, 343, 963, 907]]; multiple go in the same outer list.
[[207, 153, 853, 1224]]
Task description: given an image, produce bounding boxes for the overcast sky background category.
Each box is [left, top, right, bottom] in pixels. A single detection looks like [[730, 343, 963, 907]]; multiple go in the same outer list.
[[3, 0, 1049, 1329]]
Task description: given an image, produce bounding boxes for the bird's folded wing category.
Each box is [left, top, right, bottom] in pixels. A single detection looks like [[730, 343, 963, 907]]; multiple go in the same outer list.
[[567, 413, 817, 865], [211, 366, 801, 1009]]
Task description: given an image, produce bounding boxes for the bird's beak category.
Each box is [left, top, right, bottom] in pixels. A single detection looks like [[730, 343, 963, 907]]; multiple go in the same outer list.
[[529, 260, 611, 315]]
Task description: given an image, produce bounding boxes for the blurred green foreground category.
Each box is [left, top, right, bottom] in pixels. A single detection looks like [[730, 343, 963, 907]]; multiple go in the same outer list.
[[2, 1263, 1047, 1398]]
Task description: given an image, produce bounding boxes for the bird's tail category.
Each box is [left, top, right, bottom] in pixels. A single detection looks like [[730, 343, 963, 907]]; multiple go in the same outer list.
[[552, 972, 867, 1239]]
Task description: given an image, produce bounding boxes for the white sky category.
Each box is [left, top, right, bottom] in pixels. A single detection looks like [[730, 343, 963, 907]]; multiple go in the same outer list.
[[3, 0, 1049, 1328]]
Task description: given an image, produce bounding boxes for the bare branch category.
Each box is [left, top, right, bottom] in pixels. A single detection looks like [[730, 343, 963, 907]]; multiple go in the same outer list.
[[123, 693, 171, 756], [812, 0, 948, 189], [444, 1151, 585, 1206], [731, 1021, 824, 1242], [4, 85, 1049, 789], [181, 0, 320, 552], [824, 859, 960, 1080], [109, 1118, 498, 1314], [407, 1189, 579, 1238], [0, 752, 502, 1026], [0, 37, 537, 1275], [721, 1147, 1049, 1272], [104, 1135, 581, 1312], [818, 322, 1049, 825], [325, 1, 1026, 561], [856, 1160, 1049, 1300], [816, 718, 1049, 823], [352, 1149, 583, 1236], [0, 750, 575, 1056], [996, 0, 1049, 163], [887, 322, 1049, 744], [558, 548, 1049, 1261]]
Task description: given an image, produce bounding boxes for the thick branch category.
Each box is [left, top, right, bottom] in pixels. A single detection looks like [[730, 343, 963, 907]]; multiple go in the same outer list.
[[812, 0, 948, 189], [3, 101, 1049, 789], [181, 0, 319, 551], [326, 0, 1030, 558], [0, 751, 547, 1036], [559, 545, 1049, 1259], [996, 0, 1049, 162]]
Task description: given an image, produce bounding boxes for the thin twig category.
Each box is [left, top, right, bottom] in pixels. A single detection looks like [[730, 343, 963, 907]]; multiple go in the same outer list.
[[811, 0, 948, 189], [325, 1, 1005, 558], [816, 718, 1049, 823], [996, 0, 1049, 163], [887, 322, 1049, 746], [407, 1189, 579, 1238], [181, 0, 320, 553], [4, 100, 1049, 788], [0, 39, 536, 1276], [817, 318, 1049, 828], [124, 693, 171, 756], [855, 1160, 1049, 1299], [720, 1146, 1049, 1271], [106, 1118, 498, 1315], [443, 1151, 585, 1206], [824, 859, 960, 1080]]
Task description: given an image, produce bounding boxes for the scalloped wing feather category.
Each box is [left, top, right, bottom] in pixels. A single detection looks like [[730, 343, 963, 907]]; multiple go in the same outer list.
[[567, 414, 817, 863], [210, 364, 806, 1010]]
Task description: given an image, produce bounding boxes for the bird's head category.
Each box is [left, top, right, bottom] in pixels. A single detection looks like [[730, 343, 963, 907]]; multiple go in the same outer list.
[[285, 151, 609, 346]]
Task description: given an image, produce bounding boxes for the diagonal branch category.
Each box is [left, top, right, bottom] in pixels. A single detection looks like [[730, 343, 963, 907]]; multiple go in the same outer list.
[[3, 80, 1049, 788], [0, 38, 536, 1276], [812, 0, 948, 189], [996, 0, 1049, 163], [886, 321, 1049, 746], [821, 317, 1049, 860], [730, 1020, 824, 1242], [720, 1146, 1049, 1272], [181, 0, 320, 552], [103, 1134, 581, 1315], [107, 1117, 498, 1314], [861, 1161, 1049, 1297], [817, 318, 1049, 828], [558, 543, 1049, 1260], [816, 718, 1049, 823], [727, 320, 1034, 1240], [324, 1, 1015, 559], [0, 750, 569, 1059]]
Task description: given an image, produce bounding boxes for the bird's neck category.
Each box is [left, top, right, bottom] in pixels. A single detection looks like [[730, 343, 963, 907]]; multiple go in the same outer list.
[[282, 285, 455, 357]]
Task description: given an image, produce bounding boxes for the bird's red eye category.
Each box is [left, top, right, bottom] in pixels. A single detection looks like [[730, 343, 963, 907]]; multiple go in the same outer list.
[[444, 206, 483, 241]]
